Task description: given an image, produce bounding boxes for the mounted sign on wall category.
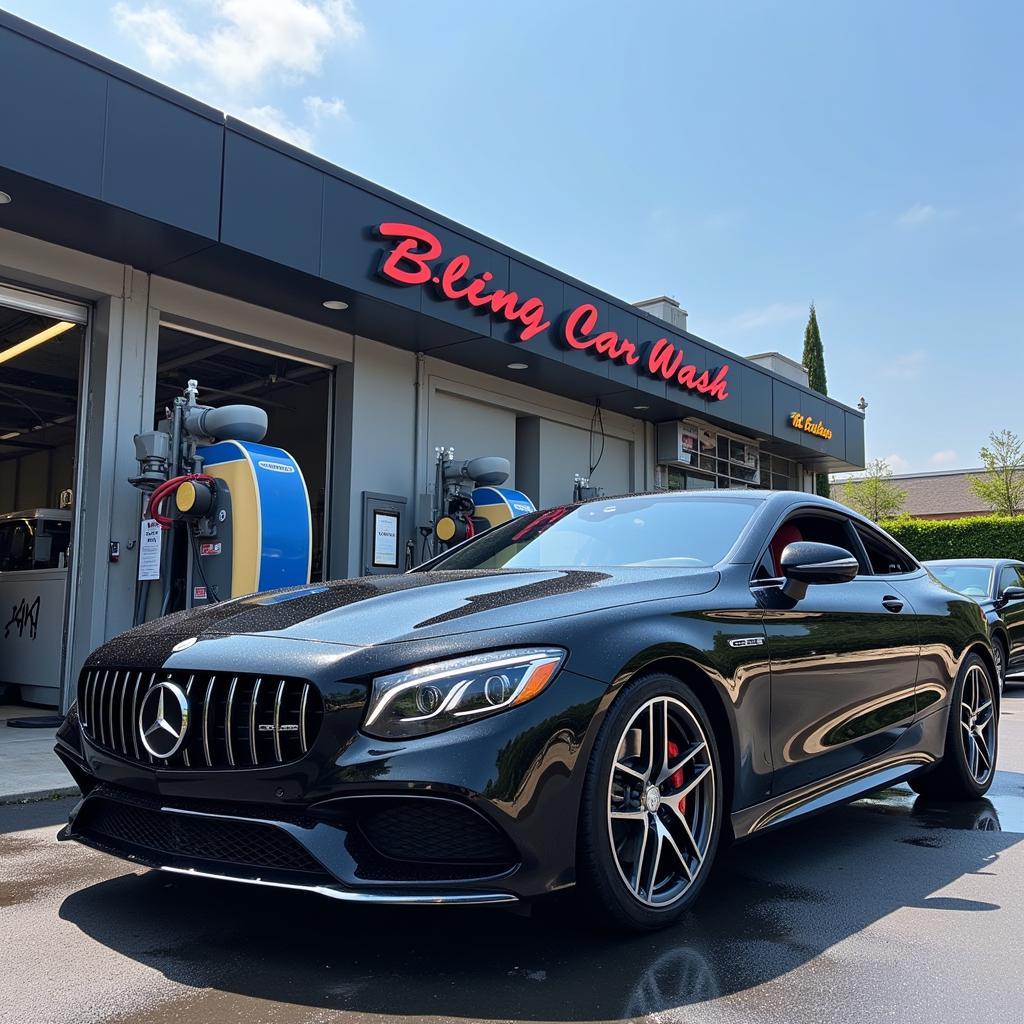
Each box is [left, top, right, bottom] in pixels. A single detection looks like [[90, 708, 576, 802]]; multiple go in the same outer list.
[[376, 222, 730, 401], [789, 412, 833, 440]]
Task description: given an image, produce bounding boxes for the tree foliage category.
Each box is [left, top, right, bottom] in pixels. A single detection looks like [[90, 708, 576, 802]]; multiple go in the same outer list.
[[801, 303, 830, 498], [802, 303, 827, 395], [840, 459, 907, 521], [969, 429, 1024, 516]]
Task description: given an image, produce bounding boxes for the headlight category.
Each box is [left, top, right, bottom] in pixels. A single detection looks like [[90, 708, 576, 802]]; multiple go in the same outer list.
[[363, 648, 566, 739]]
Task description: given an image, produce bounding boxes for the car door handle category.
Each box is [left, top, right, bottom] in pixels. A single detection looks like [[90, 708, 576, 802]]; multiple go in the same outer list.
[[882, 595, 904, 613]]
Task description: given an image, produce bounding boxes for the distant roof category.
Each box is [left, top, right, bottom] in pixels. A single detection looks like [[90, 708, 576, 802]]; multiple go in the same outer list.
[[834, 468, 990, 518], [745, 351, 807, 372]]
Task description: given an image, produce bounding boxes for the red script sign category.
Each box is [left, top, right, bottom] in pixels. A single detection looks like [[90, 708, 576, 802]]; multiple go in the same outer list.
[[377, 222, 729, 401]]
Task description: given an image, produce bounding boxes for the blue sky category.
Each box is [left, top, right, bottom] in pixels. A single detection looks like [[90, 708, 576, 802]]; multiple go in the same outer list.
[[5, 0, 1022, 474]]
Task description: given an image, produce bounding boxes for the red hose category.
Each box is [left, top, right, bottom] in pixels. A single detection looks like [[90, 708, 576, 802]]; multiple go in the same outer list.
[[147, 474, 216, 529]]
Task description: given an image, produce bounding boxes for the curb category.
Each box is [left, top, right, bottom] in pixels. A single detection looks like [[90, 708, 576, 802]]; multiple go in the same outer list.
[[0, 786, 81, 805]]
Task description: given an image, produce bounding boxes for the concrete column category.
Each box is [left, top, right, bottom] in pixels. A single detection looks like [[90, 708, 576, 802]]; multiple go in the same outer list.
[[65, 267, 154, 708]]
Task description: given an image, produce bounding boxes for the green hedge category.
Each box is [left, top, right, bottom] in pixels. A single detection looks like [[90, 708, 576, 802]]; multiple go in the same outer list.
[[881, 514, 1024, 561]]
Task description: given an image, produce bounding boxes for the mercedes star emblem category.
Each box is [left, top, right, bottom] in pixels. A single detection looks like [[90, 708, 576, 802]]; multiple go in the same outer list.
[[137, 680, 190, 758]]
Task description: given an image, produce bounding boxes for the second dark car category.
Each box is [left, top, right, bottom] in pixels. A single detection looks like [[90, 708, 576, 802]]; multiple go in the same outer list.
[[56, 491, 997, 930], [925, 557, 1024, 691]]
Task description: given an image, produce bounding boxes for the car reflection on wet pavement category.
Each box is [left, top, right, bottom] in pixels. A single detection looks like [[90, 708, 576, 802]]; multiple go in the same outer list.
[[3, 687, 1024, 1024]]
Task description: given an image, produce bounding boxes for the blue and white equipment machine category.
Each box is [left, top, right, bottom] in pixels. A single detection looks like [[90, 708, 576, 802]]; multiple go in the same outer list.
[[429, 447, 536, 554], [131, 380, 311, 619]]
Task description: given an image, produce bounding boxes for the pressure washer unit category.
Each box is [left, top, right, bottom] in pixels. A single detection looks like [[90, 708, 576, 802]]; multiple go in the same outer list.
[[130, 380, 311, 621], [428, 445, 536, 555]]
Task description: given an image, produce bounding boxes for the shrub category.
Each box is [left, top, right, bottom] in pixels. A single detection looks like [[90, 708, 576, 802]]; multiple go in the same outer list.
[[881, 514, 1024, 562]]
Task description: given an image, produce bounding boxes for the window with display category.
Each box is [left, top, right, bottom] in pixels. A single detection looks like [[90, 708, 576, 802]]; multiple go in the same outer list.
[[658, 425, 800, 493], [659, 425, 766, 490]]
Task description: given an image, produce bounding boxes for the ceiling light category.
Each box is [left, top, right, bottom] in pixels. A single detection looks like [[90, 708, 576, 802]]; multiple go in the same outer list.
[[322, 299, 349, 310], [0, 431, 20, 440], [0, 191, 11, 204], [633, 404, 649, 411], [507, 362, 529, 370], [0, 320, 76, 366]]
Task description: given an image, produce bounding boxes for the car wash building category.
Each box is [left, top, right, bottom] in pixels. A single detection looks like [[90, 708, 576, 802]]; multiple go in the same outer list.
[[0, 12, 865, 712]]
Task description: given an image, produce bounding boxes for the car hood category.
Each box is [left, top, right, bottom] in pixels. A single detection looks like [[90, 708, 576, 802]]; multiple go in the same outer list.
[[103, 567, 720, 654]]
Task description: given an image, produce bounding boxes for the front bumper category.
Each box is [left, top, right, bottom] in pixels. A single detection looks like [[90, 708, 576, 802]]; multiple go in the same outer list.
[[58, 783, 518, 904], [55, 636, 608, 903]]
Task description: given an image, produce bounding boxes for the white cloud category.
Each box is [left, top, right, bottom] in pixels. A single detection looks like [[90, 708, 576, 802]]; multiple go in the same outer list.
[[883, 453, 911, 473], [304, 94, 348, 122], [238, 105, 312, 149], [113, 3, 196, 69], [881, 349, 926, 381], [929, 449, 958, 466], [113, 0, 362, 93], [896, 203, 954, 228], [728, 302, 807, 332]]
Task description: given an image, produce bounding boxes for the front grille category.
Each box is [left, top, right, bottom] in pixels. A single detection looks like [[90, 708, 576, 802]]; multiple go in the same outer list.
[[77, 795, 331, 879], [78, 667, 323, 770], [357, 799, 516, 865]]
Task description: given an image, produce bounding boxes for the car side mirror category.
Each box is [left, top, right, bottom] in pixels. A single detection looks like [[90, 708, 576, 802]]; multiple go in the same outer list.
[[779, 541, 860, 600], [1000, 585, 1024, 602]]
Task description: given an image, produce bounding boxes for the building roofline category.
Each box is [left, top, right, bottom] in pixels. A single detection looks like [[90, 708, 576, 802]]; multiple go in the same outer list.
[[889, 468, 987, 480], [0, 10, 866, 422]]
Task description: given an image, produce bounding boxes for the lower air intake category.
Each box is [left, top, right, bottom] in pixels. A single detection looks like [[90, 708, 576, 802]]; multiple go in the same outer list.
[[76, 795, 330, 879]]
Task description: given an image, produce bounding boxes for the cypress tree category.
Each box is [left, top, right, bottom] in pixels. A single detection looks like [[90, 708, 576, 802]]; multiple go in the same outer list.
[[801, 303, 831, 497]]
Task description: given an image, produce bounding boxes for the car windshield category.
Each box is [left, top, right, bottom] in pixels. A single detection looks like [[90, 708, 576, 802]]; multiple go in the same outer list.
[[930, 564, 993, 598], [428, 496, 759, 570]]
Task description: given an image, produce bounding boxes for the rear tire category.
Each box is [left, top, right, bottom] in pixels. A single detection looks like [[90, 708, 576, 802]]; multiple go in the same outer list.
[[577, 673, 724, 931], [909, 652, 997, 800]]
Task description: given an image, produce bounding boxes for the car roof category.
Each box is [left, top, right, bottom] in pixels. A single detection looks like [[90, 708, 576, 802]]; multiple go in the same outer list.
[[572, 489, 838, 508], [924, 558, 1020, 568], [573, 489, 771, 504]]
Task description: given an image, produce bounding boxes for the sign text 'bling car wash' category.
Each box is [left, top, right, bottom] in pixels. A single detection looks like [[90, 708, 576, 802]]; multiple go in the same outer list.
[[376, 223, 730, 401]]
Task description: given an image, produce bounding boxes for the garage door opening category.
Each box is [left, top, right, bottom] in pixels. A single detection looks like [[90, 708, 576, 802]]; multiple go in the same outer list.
[[155, 324, 334, 602], [0, 288, 88, 708]]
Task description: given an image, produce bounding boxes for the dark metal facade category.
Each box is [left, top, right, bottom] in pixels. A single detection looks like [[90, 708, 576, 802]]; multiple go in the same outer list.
[[0, 11, 864, 471]]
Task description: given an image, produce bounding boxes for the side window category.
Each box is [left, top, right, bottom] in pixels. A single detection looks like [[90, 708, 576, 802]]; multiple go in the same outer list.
[[854, 523, 915, 575], [999, 566, 1023, 595], [0, 521, 34, 572], [755, 511, 865, 579], [34, 520, 71, 569]]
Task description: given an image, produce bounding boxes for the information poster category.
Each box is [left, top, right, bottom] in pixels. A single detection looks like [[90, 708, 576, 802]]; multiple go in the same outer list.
[[137, 518, 162, 581], [372, 511, 399, 568]]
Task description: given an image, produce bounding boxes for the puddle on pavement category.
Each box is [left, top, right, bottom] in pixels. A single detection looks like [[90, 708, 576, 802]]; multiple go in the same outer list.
[[855, 779, 1024, 833]]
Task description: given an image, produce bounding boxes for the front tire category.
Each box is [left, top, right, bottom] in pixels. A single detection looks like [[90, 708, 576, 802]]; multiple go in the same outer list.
[[992, 637, 1006, 696], [577, 673, 723, 931], [910, 652, 998, 800]]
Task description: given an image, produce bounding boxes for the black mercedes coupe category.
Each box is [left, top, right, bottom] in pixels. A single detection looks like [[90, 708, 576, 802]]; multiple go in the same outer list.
[[55, 490, 999, 930]]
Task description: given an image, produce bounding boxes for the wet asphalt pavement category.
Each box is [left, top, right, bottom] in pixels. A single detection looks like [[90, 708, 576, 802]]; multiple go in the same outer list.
[[4, 693, 1024, 1024]]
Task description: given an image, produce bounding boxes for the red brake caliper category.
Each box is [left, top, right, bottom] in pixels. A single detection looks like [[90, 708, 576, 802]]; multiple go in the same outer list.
[[667, 739, 686, 814]]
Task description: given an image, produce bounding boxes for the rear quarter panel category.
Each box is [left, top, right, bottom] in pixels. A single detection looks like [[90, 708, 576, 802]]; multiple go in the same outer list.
[[898, 572, 992, 716]]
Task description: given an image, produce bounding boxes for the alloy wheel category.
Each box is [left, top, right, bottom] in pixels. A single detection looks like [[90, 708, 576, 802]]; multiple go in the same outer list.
[[606, 695, 716, 907], [960, 664, 996, 786]]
